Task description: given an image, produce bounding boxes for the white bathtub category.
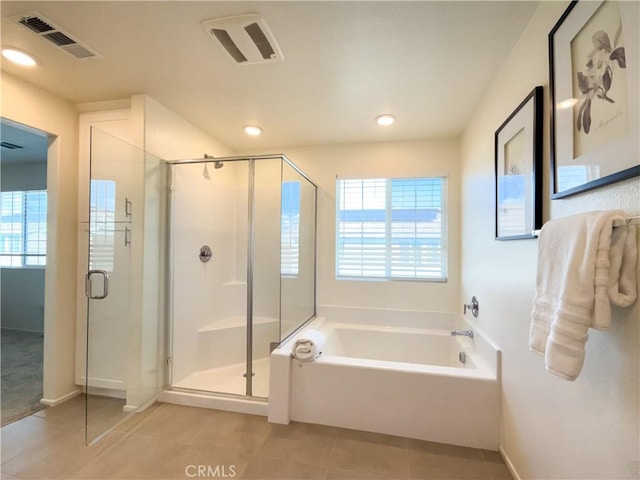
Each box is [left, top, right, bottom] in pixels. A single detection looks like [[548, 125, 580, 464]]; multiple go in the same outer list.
[[269, 306, 501, 450]]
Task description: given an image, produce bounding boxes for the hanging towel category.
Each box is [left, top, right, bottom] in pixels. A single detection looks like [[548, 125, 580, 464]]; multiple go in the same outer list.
[[607, 224, 638, 310], [529, 210, 637, 381], [291, 329, 325, 362]]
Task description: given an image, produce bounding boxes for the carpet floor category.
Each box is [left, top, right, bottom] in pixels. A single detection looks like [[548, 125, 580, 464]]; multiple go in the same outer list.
[[1, 329, 45, 426]]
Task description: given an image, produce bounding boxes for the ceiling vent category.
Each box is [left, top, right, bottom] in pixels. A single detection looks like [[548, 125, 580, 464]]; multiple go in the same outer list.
[[11, 12, 101, 61], [202, 14, 283, 65], [0, 141, 24, 150]]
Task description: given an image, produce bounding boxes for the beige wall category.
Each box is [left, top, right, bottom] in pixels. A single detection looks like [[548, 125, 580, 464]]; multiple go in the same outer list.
[[460, 2, 639, 478], [142, 95, 234, 161], [253, 139, 461, 313], [1, 269, 45, 332], [1, 72, 80, 402]]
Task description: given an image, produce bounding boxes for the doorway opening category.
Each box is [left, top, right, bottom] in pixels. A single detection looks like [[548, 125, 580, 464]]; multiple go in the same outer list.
[[0, 118, 50, 426]]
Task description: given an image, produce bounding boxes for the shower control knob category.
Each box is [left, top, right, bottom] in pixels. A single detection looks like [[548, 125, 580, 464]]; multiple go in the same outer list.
[[464, 296, 479, 317], [199, 245, 212, 263]]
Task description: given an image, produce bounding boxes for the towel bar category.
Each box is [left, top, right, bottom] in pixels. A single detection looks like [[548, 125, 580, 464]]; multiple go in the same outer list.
[[532, 215, 640, 238], [612, 216, 640, 228]]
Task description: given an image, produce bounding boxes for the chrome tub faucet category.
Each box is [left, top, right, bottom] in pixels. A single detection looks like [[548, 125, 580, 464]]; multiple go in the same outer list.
[[451, 329, 474, 339]]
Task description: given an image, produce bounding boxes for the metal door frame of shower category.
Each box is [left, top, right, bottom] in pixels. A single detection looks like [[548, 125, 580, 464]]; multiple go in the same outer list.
[[165, 154, 318, 400], [166, 153, 317, 186], [245, 159, 255, 396]]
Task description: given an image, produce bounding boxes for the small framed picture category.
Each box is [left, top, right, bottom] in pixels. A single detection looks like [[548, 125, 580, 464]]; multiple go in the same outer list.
[[495, 86, 543, 240], [549, 0, 639, 198]]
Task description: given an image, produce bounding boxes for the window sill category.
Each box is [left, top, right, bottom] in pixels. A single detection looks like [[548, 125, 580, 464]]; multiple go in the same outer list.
[[0, 265, 46, 270], [336, 276, 447, 284]]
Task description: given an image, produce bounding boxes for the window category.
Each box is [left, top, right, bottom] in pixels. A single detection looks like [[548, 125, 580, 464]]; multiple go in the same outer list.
[[0, 190, 47, 267], [336, 177, 446, 281], [89, 180, 116, 272], [281, 181, 300, 276]]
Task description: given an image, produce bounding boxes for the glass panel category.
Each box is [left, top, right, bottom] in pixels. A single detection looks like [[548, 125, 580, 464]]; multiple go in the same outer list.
[[89, 180, 116, 272], [280, 162, 316, 340], [85, 127, 166, 444], [251, 159, 282, 397], [169, 160, 250, 396], [169, 156, 315, 399]]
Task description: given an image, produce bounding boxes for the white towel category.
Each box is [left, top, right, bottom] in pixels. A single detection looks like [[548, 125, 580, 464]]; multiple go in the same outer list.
[[529, 210, 637, 381], [292, 329, 325, 362]]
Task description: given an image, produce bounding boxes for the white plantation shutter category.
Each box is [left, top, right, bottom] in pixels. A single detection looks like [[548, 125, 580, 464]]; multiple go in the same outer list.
[[24, 191, 47, 266], [89, 180, 116, 272], [336, 177, 446, 281], [0, 190, 47, 267], [281, 181, 300, 275]]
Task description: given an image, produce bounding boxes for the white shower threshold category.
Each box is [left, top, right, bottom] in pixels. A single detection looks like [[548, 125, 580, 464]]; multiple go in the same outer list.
[[160, 356, 270, 416], [158, 389, 268, 416]]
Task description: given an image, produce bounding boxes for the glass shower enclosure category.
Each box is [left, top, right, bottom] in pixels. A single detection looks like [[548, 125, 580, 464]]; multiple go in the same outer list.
[[168, 155, 316, 398], [82, 128, 167, 444]]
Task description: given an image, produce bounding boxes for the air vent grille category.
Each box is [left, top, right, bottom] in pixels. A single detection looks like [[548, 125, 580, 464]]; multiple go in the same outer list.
[[43, 31, 76, 46], [202, 14, 283, 65], [19, 16, 55, 33], [0, 141, 24, 150], [211, 29, 247, 63], [12, 12, 102, 61], [63, 44, 97, 59], [244, 23, 276, 60]]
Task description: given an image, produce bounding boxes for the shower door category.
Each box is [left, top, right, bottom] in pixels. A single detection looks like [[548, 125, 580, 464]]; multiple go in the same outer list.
[[84, 127, 166, 444]]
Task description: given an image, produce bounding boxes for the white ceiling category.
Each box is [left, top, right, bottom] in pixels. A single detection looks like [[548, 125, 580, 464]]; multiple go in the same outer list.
[[0, 1, 539, 151]]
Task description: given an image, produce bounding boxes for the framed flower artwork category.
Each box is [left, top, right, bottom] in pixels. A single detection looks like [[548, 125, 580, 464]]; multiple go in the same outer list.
[[549, 0, 639, 198]]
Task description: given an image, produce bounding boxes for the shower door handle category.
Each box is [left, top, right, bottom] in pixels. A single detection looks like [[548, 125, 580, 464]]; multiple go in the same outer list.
[[85, 270, 109, 299]]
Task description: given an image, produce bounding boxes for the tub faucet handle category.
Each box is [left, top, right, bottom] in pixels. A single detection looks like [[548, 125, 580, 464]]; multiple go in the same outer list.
[[451, 329, 474, 339], [464, 296, 479, 317]]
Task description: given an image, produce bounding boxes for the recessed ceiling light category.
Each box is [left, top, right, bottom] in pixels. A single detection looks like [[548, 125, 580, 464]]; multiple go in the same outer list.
[[244, 125, 262, 136], [1, 48, 37, 67], [376, 114, 395, 126]]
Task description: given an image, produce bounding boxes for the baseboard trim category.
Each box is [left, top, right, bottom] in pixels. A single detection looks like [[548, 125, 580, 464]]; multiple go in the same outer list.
[[84, 386, 126, 400], [123, 392, 162, 413], [500, 446, 521, 480], [0, 327, 44, 334], [40, 389, 82, 407]]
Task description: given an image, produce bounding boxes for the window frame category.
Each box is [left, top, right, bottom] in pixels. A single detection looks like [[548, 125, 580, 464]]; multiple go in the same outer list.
[[335, 176, 447, 283], [0, 189, 48, 268]]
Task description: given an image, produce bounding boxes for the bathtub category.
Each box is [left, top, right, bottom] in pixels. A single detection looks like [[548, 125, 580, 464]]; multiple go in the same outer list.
[[269, 306, 501, 450]]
